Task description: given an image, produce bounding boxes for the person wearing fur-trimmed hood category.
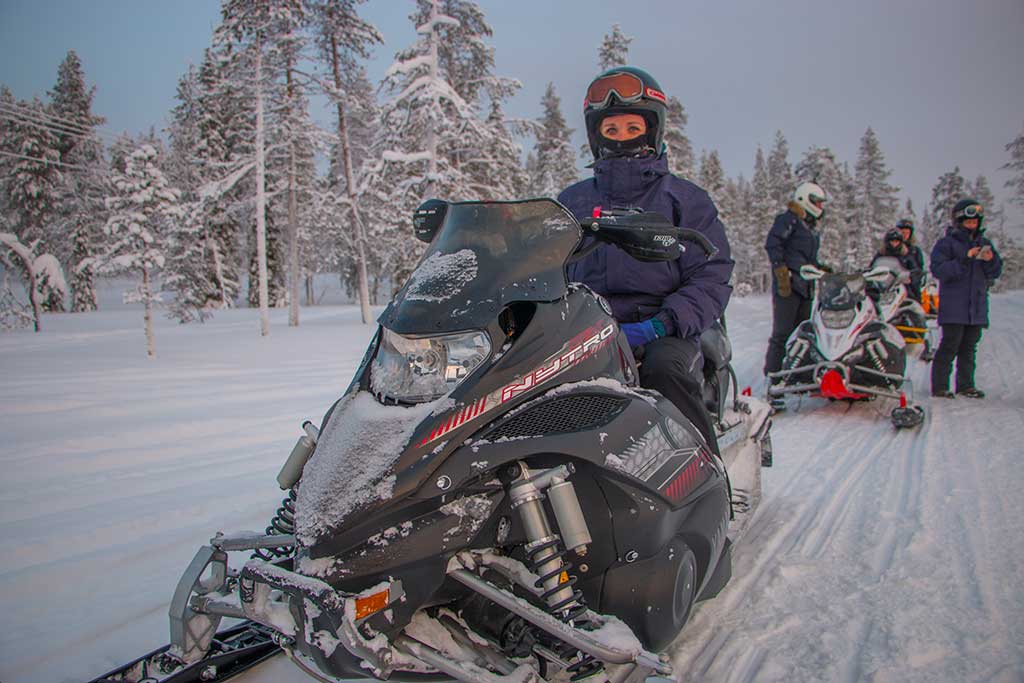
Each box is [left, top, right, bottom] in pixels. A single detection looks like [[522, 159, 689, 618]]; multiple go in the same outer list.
[[763, 182, 828, 376]]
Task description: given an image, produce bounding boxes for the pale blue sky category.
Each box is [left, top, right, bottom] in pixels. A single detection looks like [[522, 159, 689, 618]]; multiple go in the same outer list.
[[2, 0, 1022, 229]]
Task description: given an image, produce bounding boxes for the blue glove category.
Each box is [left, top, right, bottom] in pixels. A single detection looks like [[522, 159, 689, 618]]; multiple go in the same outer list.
[[621, 319, 665, 349]]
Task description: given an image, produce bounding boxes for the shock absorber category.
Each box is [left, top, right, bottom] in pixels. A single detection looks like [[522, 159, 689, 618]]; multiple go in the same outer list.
[[252, 422, 319, 562], [251, 488, 297, 561], [509, 462, 603, 681]]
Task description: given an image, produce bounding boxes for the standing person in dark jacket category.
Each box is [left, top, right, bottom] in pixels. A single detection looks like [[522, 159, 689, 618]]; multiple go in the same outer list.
[[763, 182, 828, 376], [929, 198, 1002, 398], [558, 66, 734, 451], [896, 218, 926, 301]]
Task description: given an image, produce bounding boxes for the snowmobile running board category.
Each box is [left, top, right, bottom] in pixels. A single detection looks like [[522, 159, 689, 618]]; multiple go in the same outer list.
[[86, 621, 280, 683]]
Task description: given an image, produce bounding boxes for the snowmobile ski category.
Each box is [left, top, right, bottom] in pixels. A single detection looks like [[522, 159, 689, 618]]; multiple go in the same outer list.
[[87, 621, 280, 683]]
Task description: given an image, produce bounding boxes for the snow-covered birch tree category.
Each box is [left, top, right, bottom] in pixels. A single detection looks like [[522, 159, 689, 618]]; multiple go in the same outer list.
[[310, 0, 382, 323], [0, 231, 44, 331], [102, 144, 182, 357], [214, 0, 304, 336]]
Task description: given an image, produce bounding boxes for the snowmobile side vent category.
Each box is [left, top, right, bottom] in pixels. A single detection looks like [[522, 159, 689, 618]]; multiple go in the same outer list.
[[484, 394, 628, 441]]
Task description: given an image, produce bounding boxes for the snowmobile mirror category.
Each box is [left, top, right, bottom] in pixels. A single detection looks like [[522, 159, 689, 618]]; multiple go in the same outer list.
[[586, 211, 682, 262], [799, 264, 826, 280], [413, 199, 448, 243]]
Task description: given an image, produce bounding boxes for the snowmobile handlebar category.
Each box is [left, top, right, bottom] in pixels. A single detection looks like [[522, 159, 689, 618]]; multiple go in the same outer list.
[[577, 211, 719, 263]]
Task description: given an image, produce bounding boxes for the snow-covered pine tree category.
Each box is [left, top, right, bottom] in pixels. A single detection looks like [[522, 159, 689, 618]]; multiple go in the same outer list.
[[476, 99, 528, 199], [527, 83, 579, 198], [853, 127, 900, 258], [902, 197, 917, 225], [698, 149, 726, 205], [922, 167, 967, 249], [745, 146, 775, 292], [1003, 122, 1024, 206], [360, 0, 513, 292], [664, 96, 695, 180], [767, 130, 794, 209], [309, 0, 382, 321], [101, 144, 183, 356], [49, 50, 108, 313], [0, 95, 66, 311], [968, 174, 1003, 232], [598, 24, 632, 70], [163, 64, 221, 323]]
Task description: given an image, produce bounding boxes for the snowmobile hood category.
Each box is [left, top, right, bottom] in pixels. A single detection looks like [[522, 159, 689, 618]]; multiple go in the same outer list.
[[379, 200, 582, 336]]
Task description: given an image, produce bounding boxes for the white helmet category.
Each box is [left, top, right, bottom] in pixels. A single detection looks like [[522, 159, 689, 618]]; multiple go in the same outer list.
[[793, 181, 827, 219]]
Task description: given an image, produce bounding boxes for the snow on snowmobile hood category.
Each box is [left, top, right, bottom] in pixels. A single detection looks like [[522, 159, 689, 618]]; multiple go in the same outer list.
[[380, 200, 582, 336], [295, 391, 452, 545]]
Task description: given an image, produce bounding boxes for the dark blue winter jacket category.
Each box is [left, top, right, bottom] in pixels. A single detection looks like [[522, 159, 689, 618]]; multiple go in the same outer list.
[[764, 206, 821, 299], [930, 224, 1002, 326], [558, 155, 734, 340]]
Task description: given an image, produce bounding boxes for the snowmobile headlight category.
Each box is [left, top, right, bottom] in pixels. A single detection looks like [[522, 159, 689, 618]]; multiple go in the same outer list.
[[370, 328, 491, 403], [820, 308, 856, 329]]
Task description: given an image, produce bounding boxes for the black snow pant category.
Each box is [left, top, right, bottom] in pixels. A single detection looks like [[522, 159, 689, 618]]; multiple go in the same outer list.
[[764, 293, 812, 375], [931, 323, 984, 393], [639, 336, 719, 455]]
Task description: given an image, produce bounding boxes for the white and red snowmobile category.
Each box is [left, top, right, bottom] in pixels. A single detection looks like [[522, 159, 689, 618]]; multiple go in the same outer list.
[[867, 255, 932, 359], [767, 264, 925, 429], [89, 200, 772, 683]]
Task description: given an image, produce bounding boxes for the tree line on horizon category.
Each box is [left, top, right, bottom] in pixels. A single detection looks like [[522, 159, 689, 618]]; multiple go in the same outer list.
[[1, 3, 1022, 353]]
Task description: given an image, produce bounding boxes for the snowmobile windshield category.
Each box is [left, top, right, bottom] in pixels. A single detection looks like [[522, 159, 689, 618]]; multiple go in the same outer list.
[[819, 274, 866, 311], [380, 200, 582, 335], [870, 256, 909, 289]]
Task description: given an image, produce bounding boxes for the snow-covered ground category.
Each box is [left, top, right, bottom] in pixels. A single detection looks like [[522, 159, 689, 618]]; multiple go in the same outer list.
[[1, 292, 1022, 683]]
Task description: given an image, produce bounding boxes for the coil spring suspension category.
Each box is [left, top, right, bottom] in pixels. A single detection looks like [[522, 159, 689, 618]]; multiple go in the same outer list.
[[526, 539, 603, 681], [251, 488, 297, 561]]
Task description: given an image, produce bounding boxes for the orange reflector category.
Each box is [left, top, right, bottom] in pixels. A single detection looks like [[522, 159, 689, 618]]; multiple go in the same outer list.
[[559, 571, 570, 584], [354, 589, 390, 620]]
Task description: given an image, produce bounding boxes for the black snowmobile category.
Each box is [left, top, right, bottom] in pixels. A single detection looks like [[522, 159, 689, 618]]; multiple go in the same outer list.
[[90, 199, 771, 683]]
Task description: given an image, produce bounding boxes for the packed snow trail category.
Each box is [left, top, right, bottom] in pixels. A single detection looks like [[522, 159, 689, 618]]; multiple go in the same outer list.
[[0, 294, 1021, 682]]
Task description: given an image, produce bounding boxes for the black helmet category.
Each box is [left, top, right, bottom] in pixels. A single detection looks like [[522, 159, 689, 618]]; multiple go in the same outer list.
[[952, 198, 984, 227], [896, 218, 914, 233], [885, 228, 903, 242], [584, 66, 667, 160]]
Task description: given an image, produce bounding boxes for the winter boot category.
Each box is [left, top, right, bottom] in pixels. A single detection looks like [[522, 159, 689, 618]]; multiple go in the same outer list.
[[956, 387, 985, 399]]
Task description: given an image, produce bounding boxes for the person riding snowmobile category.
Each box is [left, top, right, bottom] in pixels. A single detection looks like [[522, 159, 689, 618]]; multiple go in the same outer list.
[[929, 198, 1003, 398], [896, 218, 926, 301], [763, 181, 828, 376], [557, 66, 734, 451]]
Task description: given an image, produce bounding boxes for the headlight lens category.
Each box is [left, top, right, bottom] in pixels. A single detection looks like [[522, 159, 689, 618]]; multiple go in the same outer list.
[[820, 308, 856, 329], [370, 328, 491, 402]]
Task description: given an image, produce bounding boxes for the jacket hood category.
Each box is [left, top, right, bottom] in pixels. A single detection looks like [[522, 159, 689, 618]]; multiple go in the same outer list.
[[787, 201, 807, 220]]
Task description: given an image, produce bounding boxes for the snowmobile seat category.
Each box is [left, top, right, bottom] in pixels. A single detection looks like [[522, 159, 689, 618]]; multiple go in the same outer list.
[[699, 320, 731, 372]]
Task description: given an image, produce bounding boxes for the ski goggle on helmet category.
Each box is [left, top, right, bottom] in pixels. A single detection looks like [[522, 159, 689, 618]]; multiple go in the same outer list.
[[585, 71, 666, 110], [954, 203, 984, 220]]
